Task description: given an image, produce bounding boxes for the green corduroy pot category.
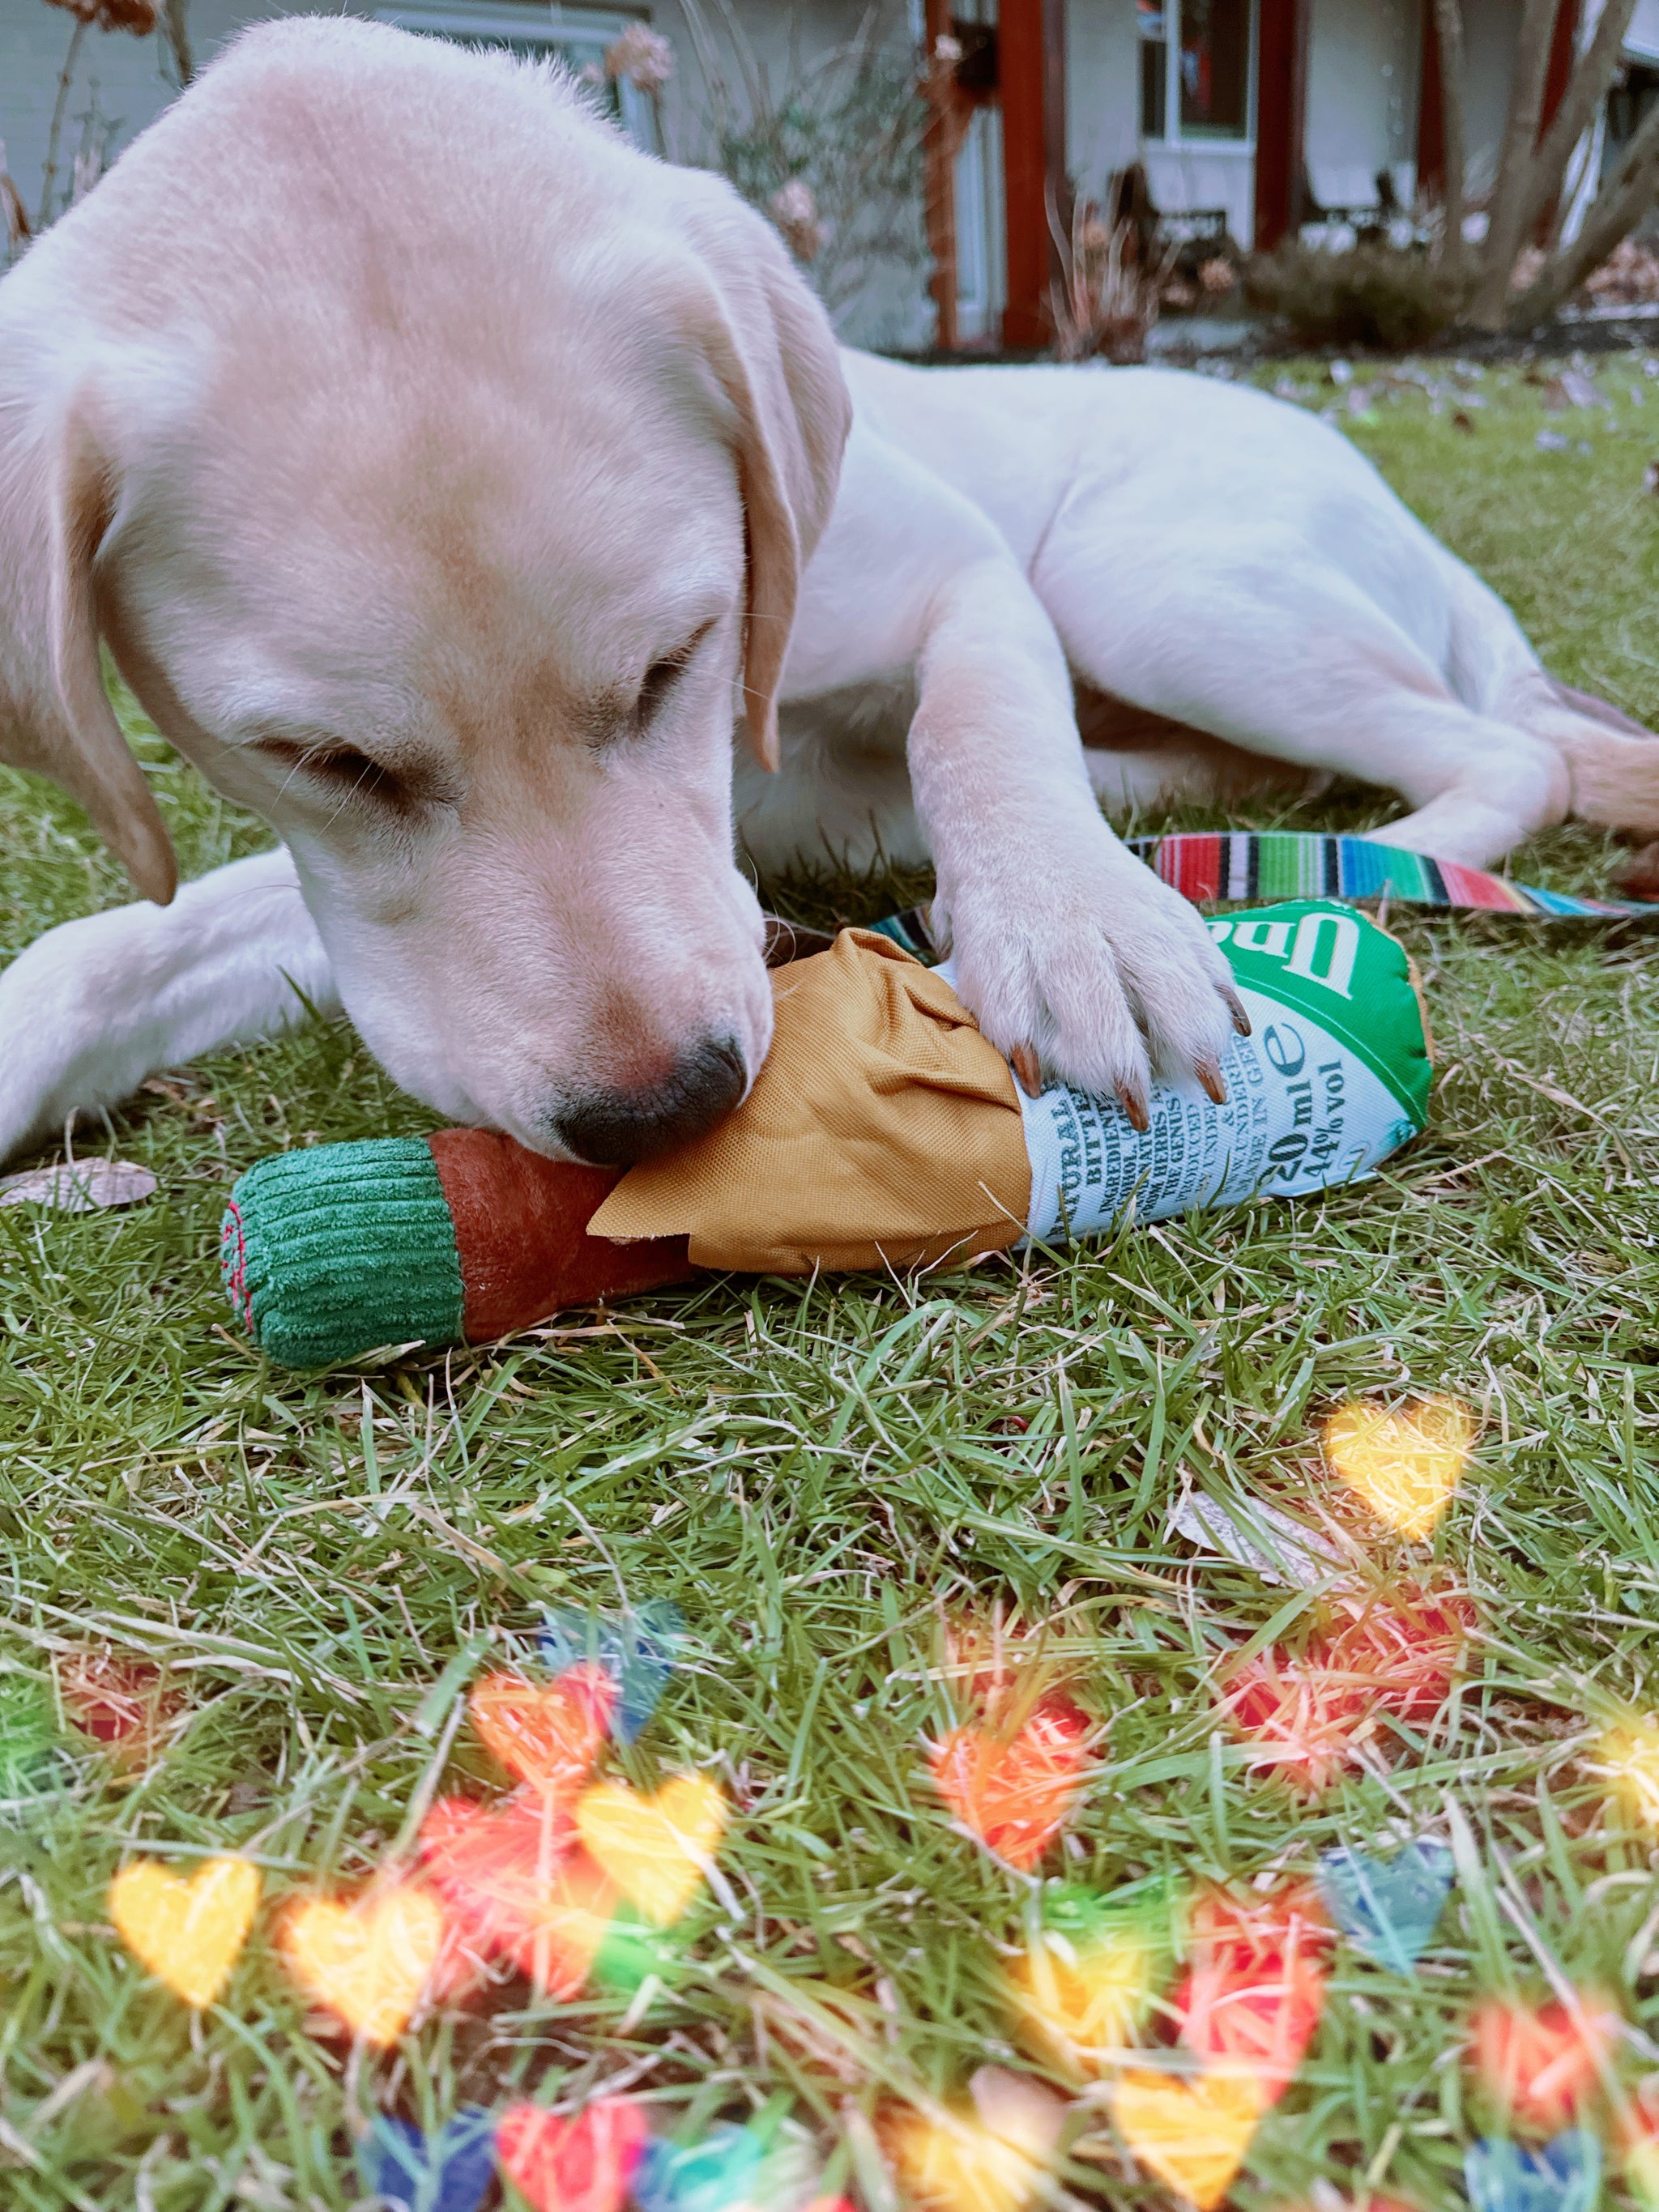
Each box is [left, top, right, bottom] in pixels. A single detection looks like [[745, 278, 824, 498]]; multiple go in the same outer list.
[[221, 1139, 464, 1367]]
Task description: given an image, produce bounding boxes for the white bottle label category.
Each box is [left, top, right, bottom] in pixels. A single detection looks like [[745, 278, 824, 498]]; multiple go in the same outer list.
[[1015, 979, 1420, 1242]]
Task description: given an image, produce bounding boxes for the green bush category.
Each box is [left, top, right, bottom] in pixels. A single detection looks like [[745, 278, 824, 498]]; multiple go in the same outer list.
[[1245, 241, 1468, 352]]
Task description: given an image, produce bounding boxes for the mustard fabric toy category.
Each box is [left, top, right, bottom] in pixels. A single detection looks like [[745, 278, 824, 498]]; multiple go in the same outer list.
[[221, 900, 1431, 1368]]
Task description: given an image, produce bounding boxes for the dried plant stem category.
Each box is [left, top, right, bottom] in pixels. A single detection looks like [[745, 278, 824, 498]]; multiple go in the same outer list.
[[39, 15, 89, 230], [1469, 0, 1559, 326], [1429, 0, 1656, 334]]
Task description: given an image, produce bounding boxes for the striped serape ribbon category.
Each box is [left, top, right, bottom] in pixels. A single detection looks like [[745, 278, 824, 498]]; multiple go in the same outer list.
[[1127, 831, 1659, 918], [869, 830, 1659, 965]]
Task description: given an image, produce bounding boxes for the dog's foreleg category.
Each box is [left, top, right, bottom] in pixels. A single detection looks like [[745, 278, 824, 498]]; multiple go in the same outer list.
[[0, 846, 336, 1163], [904, 556, 1239, 1119]]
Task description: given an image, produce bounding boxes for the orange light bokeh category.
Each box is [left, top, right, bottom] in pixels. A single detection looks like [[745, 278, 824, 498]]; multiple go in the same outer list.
[[468, 1665, 613, 1798], [930, 1694, 1096, 1868], [1469, 1993, 1619, 2135]]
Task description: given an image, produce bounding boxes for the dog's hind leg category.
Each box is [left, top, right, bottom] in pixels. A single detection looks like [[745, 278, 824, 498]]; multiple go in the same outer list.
[[0, 846, 336, 1164], [1074, 688, 1332, 815], [1035, 518, 1569, 867]]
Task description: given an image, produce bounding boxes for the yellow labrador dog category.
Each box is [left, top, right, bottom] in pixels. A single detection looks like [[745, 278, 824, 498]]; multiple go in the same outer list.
[[2, 19, 1656, 1167]]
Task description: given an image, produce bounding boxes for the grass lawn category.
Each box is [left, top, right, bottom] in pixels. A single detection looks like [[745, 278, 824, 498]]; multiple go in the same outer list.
[[4, 355, 1659, 2211]]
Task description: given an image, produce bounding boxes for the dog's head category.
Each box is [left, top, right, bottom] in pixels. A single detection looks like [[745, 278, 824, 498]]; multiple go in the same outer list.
[[0, 23, 850, 1162]]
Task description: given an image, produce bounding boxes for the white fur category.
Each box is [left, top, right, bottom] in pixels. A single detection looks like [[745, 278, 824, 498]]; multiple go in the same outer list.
[[0, 20, 1648, 1166]]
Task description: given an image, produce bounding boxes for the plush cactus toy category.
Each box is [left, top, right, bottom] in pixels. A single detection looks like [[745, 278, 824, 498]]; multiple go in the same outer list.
[[222, 898, 1431, 1370]]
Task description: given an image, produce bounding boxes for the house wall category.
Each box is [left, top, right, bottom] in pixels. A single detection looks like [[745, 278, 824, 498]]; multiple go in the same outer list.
[[1456, 0, 1520, 196], [1304, 0, 1420, 211], [1064, 0, 1137, 196], [0, 0, 932, 343], [1631, 0, 1659, 63], [0, 0, 284, 237]]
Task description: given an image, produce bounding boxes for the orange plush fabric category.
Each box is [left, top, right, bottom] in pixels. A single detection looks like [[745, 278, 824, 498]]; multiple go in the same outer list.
[[589, 930, 1030, 1274]]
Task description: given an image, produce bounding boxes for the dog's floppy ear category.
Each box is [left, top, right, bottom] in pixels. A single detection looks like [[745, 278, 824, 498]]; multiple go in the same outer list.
[[0, 381, 177, 905], [680, 199, 851, 772]]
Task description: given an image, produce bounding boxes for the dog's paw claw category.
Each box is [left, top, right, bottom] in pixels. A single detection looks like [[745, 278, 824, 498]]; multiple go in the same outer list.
[[939, 831, 1236, 1108], [1010, 1042, 1043, 1098], [1115, 1078, 1151, 1132]]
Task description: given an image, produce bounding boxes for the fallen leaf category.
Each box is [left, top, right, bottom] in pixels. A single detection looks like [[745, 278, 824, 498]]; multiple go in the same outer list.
[[1167, 1490, 1341, 1588], [0, 1160, 156, 1211]]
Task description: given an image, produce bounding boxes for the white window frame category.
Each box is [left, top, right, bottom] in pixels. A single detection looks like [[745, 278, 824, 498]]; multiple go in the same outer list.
[[1137, 0, 1257, 151], [369, 2, 663, 149]]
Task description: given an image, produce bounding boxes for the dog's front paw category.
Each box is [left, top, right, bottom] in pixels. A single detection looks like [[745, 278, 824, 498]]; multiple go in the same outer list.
[[937, 832, 1244, 1119]]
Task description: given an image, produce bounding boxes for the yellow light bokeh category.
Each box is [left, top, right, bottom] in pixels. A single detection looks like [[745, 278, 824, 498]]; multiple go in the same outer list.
[[1596, 1719, 1659, 1826], [109, 1855, 262, 2010], [1005, 1924, 1159, 2079], [1112, 2068, 1267, 2211], [574, 1772, 724, 1925], [888, 2074, 1064, 2212], [282, 1884, 446, 2047], [1324, 1395, 1475, 1538]]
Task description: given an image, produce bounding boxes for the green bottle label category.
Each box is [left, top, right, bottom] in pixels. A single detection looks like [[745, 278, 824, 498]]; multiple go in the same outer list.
[[1206, 899, 1431, 1126]]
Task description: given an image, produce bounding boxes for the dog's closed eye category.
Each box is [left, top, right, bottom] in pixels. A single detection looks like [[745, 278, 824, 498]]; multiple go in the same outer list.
[[638, 655, 689, 723], [633, 620, 718, 733], [250, 736, 433, 812]]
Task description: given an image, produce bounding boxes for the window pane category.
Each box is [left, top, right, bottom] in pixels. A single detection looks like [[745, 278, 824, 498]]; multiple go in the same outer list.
[[1140, 37, 1168, 139], [1138, 0, 1168, 139], [1179, 0, 1249, 139]]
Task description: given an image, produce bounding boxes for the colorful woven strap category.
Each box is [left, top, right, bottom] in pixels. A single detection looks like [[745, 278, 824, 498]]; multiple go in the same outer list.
[[868, 831, 1659, 965], [1126, 831, 1659, 918]]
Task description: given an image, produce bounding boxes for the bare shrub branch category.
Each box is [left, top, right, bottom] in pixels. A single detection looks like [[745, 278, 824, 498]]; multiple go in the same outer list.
[[1430, 0, 1469, 278]]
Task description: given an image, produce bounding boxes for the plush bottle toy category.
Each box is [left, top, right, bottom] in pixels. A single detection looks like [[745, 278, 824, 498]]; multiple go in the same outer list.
[[221, 899, 1431, 1369]]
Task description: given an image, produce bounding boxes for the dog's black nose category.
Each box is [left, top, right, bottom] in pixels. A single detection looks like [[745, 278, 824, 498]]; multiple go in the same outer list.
[[552, 1034, 748, 1167]]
